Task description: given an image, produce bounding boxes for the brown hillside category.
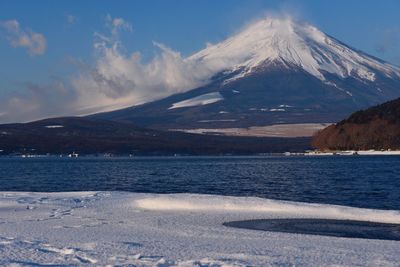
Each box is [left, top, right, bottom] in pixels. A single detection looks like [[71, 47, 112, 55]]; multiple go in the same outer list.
[[312, 98, 400, 150]]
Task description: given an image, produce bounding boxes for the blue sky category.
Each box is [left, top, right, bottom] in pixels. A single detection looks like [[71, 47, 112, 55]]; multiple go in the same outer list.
[[0, 0, 399, 122]]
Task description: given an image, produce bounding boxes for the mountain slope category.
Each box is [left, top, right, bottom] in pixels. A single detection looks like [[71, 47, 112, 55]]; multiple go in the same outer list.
[[312, 98, 400, 150], [92, 18, 400, 131]]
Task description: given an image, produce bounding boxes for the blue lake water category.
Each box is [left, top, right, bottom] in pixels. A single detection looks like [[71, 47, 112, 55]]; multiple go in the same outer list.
[[0, 156, 399, 210]]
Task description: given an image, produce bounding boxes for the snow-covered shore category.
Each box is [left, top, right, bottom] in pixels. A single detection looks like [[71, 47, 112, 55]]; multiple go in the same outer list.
[[1, 192, 400, 266], [305, 150, 400, 156]]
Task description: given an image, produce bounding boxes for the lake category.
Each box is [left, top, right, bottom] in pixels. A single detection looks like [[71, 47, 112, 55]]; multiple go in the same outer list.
[[1, 156, 399, 210]]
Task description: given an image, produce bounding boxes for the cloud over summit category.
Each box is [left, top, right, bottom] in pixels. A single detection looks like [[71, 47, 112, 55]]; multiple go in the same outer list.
[[72, 15, 218, 114]]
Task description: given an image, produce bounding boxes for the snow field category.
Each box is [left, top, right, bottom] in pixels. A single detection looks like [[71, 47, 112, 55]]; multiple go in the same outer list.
[[0, 192, 400, 266]]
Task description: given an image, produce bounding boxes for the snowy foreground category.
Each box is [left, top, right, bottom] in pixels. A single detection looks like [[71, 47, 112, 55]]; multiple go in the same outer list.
[[1, 192, 400, 266]]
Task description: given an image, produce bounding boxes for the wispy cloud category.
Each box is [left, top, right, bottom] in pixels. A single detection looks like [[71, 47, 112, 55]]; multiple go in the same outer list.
[[0, 19, 47, 56], [105, 14, 132, 36], [375, 27, 400, 64], [66, 14, 78, 26], [0, 15, 220, 123], [0, 78, 76, 123], [375, 27, 400, 53]]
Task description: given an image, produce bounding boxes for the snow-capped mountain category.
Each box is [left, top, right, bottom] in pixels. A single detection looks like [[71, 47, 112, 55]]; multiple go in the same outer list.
[[93, 17, 400, 132], [190, 18, 400, 84]]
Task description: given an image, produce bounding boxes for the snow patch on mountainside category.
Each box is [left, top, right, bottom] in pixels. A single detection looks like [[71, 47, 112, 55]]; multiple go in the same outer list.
[[171, 123, 330, 137], [169, 92, 224, 109], [190, 18, 400, 83], [44, 125, 64, 129]]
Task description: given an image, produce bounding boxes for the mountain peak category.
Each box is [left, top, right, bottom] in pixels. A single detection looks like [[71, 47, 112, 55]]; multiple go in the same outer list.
[[191, 17, 400, 82], [93, 17, 400, 132]]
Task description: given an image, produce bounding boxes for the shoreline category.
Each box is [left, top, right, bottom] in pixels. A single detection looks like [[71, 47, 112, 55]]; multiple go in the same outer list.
[[2, 149, 400, 158]]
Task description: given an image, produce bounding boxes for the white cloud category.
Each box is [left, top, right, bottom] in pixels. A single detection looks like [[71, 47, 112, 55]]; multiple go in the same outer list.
[[106, 14, 132, 37], [71, 15, 218, 114], [0, 19, 47, 56]]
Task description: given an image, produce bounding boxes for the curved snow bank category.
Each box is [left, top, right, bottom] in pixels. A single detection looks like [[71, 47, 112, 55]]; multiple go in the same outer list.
[[134, 194, 400, 224]]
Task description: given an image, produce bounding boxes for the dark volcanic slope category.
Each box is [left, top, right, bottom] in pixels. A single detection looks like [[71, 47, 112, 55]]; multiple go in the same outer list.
[[92, 64, 400, 130], [0, 117, 310, 155], [312, 98, 400, 150]]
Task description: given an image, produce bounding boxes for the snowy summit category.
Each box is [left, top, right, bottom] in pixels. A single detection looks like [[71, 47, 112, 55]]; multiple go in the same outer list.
[[190, 17, 400, 83]]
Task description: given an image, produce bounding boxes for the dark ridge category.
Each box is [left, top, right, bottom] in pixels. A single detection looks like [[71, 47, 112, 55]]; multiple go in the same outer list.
[[0, 116, 311, 155]]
